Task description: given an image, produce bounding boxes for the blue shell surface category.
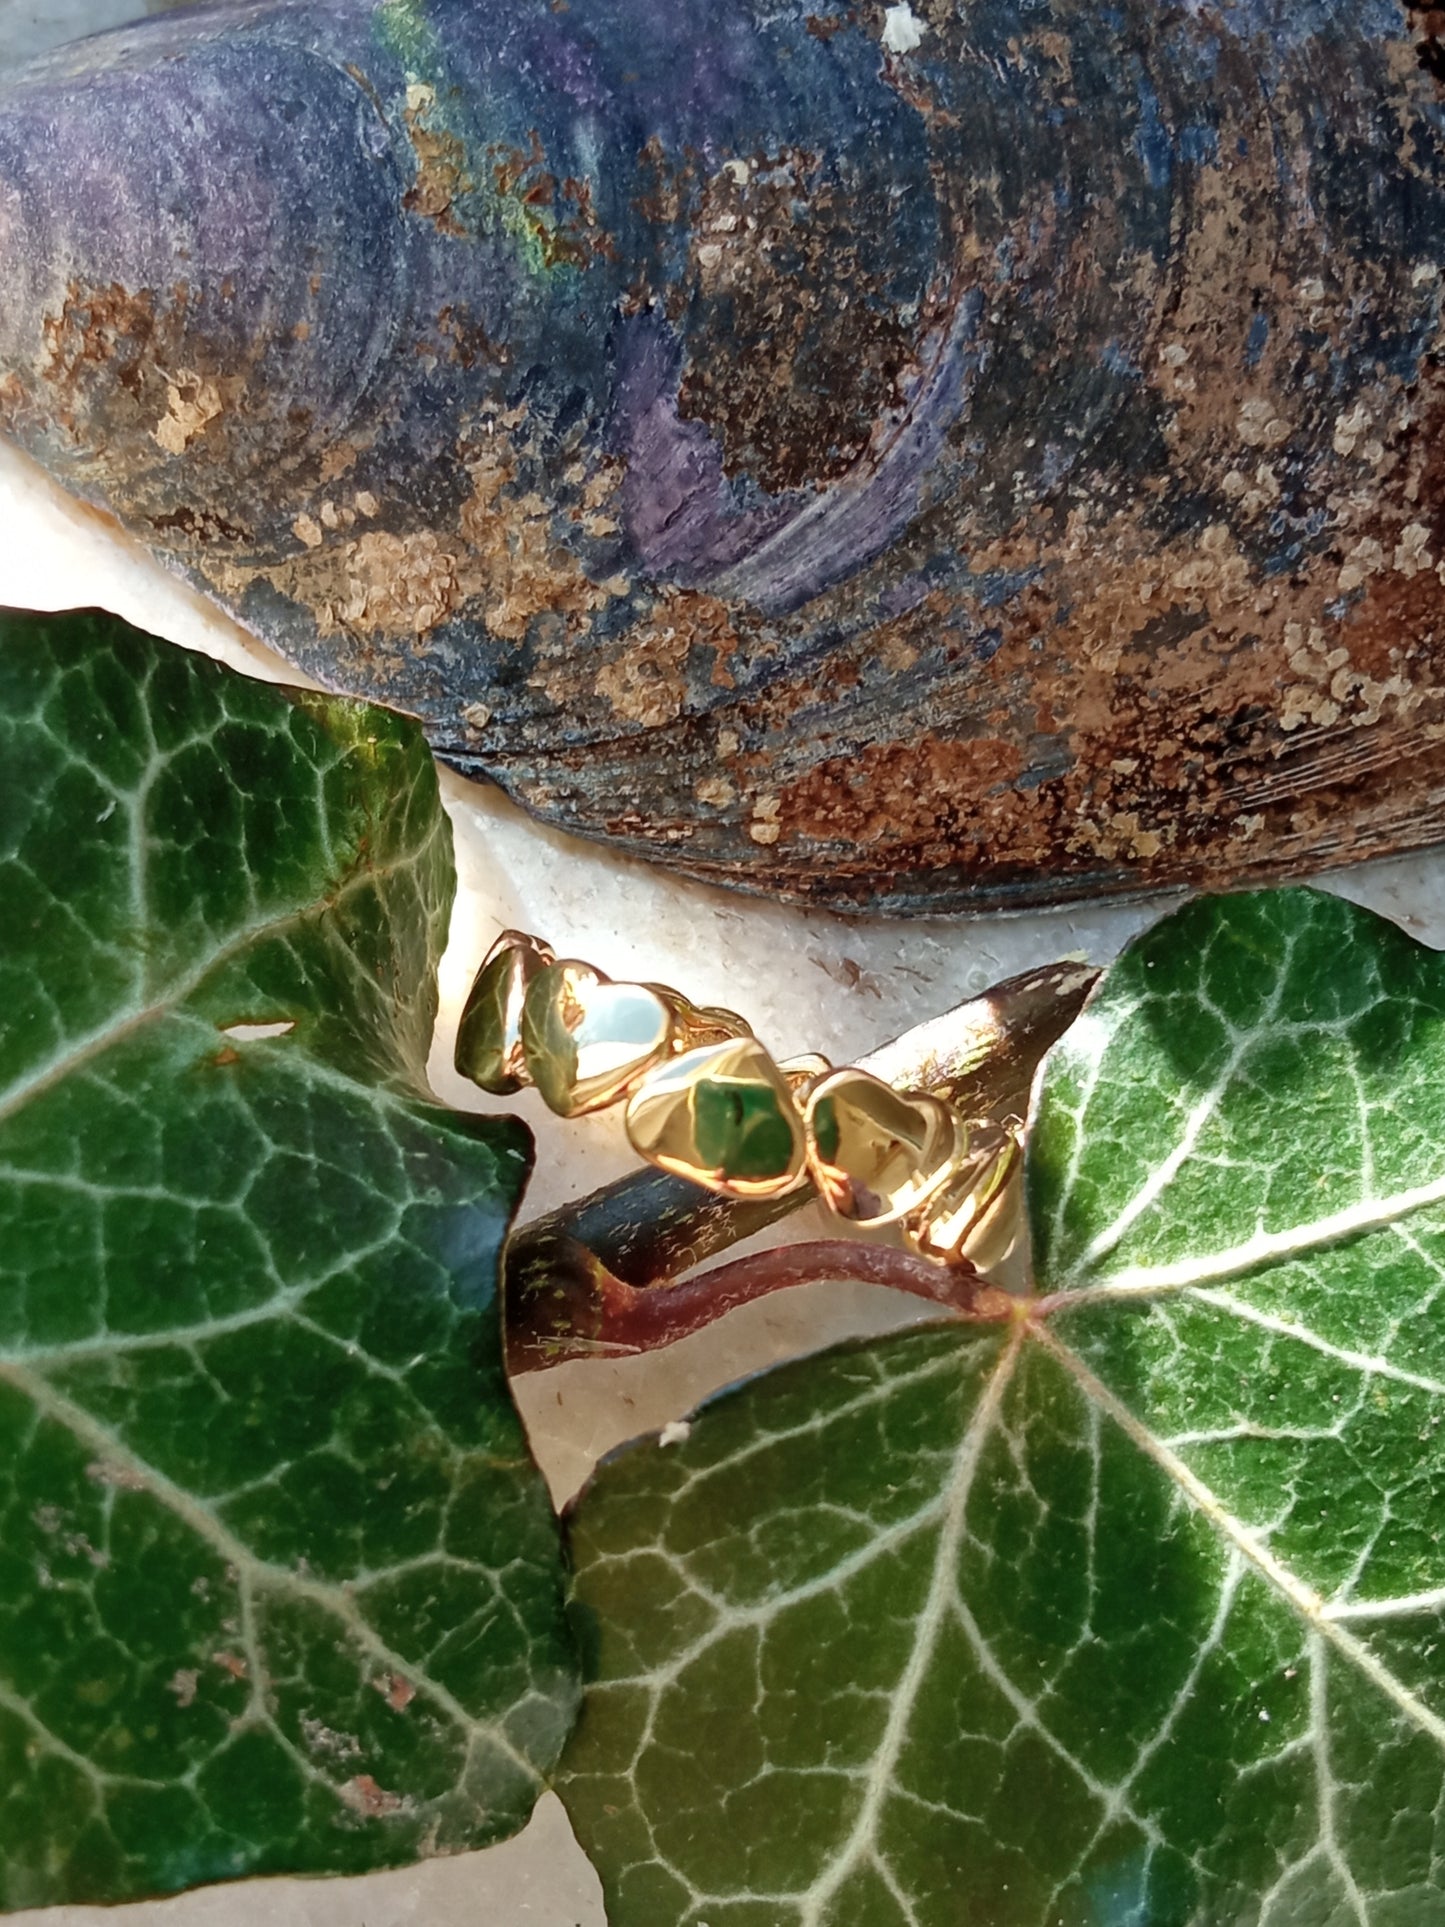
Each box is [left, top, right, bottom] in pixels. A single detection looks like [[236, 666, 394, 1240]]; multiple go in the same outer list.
[[3, 0, 1445, 910]]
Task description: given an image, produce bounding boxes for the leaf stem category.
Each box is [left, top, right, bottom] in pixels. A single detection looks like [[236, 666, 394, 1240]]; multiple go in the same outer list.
[[505, 1238, 1012, 1373]]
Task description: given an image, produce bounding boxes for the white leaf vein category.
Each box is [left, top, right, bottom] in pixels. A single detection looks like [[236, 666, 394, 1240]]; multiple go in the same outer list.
[[1035, 1324, 1445, 1753], [0, 1355, 540, 1789]]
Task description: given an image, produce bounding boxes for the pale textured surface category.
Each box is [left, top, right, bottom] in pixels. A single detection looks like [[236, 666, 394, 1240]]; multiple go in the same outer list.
[[4, 2, 1445, 1917], [0, 0, 168, 60]]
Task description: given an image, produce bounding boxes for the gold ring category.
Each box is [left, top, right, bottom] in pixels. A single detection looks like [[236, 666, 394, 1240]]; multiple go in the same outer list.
[[455, 930, 1022, 1267]]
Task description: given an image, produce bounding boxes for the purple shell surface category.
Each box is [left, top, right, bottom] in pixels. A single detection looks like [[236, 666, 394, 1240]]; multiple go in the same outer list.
[[4, 0, 1445, 911]]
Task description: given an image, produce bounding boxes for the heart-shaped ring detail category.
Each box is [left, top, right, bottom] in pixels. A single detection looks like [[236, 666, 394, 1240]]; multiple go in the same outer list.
[[454, 930, 555, 1095], [625, 1037, 808, 1198], [912, 1121, 1023, 1270], [803, 1069, 964, 1228], [522, 961, 679, 1117], [643, 987, 753, 1051]]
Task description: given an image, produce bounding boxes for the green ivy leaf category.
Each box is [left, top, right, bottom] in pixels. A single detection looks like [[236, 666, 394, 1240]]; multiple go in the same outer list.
[[560, 888, 1445, 1924], [0, 610, 575, 1910]]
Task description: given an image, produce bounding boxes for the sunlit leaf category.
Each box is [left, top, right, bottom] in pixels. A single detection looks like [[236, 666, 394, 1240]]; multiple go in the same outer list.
[[0, 610, 575, 1910], [562, 888, 1445, 1924]]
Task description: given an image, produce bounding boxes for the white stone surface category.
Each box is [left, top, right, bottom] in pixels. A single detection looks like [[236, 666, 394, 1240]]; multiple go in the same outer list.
[[0, 0, 182, 63], [3, 3, 1445, 1919], [881, 4, 926, 56]]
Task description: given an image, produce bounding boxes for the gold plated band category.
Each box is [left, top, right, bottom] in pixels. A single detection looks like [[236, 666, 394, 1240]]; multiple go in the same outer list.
[[455, 929, 1022, 1270]]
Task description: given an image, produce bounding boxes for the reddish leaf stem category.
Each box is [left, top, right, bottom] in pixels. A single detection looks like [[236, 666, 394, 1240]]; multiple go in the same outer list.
[[506, 1237, 1013, 1373]]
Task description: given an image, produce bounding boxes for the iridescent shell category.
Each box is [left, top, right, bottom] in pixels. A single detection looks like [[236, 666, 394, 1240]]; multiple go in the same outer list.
[[3, 0, 1445, 911]]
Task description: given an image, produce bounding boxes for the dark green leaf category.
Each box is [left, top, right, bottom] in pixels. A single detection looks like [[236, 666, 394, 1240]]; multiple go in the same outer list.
[[0, 610, 575, 1910], [561, 888, 1445, 1923]]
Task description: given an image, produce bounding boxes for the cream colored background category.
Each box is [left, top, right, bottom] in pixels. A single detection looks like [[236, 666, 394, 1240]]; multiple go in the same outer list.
[[2, 4, 1444, 1920]]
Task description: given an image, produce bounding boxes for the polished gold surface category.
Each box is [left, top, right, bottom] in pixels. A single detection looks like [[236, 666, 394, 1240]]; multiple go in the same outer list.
[[803, 1068, 965, 1229], [779, 1051, 833, 1088], [522, 961, 678, 1117], [466, 930, 1026, 1270], [647, 988, 753, 1052], [454, 929, 555, 1095], [625, 1037, 808, 1199], [913, 1123, 1023, 1270]]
